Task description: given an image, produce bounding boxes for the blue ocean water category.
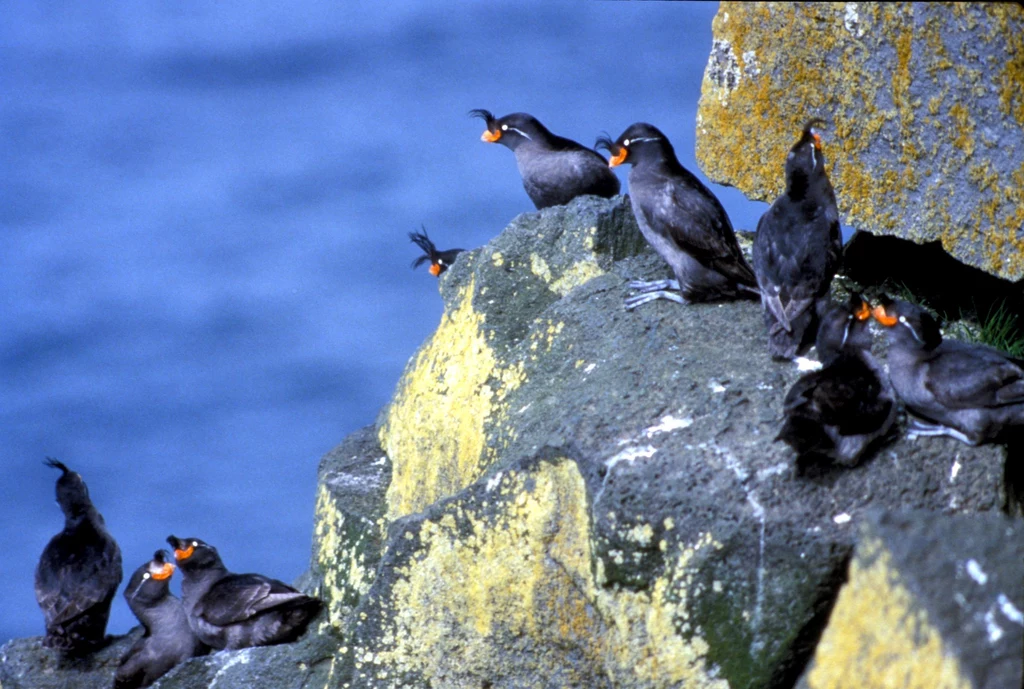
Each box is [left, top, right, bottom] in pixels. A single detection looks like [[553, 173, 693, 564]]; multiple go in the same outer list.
[[1, 1, 767, 643]]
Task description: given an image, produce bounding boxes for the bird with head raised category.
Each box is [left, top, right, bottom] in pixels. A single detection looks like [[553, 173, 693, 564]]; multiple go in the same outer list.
[[167, 535, 322, 651], [409, 227, 463, 277], [116, 550, 206, 689], [872, 297, 1024, 445], [595, 123, 758, 308], [35, 458, 123, 655], [777, 294, 896, 470], [471, 109, 620, 210], [752, 119, 843, 360]]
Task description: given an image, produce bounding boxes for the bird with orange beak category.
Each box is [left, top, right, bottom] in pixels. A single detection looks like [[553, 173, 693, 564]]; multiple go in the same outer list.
[[470, 109, 620, 210], [116, 550, 205, 689], [777, 293, 896, 469], [752, 119, 842, 360], [596, 123, 758, 307], [167, 535, 321, 650], [410, 227, 463, 277], [872, 297, 1024, 445]]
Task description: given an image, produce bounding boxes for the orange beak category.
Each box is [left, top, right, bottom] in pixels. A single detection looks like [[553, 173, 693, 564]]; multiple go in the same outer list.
[[429, 263, 442, 277], [609, 148, 628, 167], [872, 305, 898, 326], [854, 301, 872, 321], [812, 132, 822, 150], [151, 562, 175, 580], [174, 544, 194, 561], [481, 129, 501, 143]]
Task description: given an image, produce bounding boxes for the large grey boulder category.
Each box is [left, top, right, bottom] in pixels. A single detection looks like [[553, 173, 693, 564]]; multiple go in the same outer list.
[[324, 196, 1012, 688], [695, 2, 1024, 282], [797, 511, 1024, 689]]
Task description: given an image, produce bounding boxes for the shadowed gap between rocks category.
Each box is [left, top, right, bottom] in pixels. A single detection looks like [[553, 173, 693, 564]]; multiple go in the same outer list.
[[843, 231, 1024, 324], [765, 549, 851, 689]]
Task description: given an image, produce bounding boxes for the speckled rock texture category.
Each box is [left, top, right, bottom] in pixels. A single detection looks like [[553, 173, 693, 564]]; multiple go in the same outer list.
[[324, 196, 1010, 689], [0, 631, 140, 689], [5, 196, 1020, 689], [797, 511, 1024, 689], [696, 2, 1024, 281]]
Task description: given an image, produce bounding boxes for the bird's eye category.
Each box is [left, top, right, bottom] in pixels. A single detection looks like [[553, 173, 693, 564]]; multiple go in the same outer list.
[[192, 541, 198, 547], [143, 573, 151, 580], [898, 316, 907, 323], [501, 124, 508, 131], [623, 139, 630, 146]]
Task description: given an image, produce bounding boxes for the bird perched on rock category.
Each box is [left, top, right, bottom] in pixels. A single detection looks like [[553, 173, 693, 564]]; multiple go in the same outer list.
[[167, 535, 322, 650], [471, 109, 620, 209], [752, 119, 842, 360], [777, 294, 896, 469], [35, 458, 123, 654], [410, 227, 463, 277], [116, 550, 205, 689], [873, 297, 1024, 445], [596, 123, 758, 308]]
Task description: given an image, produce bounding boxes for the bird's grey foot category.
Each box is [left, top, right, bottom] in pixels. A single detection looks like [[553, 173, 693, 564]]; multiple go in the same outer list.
[[624, 290, 688, 310], [627, 279, 681, 294], [906, 419, 978, 446]]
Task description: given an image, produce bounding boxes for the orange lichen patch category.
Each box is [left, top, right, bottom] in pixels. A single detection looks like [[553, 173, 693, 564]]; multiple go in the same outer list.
[[947, 103, 975, 157], [174, 545, 194, 561], [697, 2, 1024, 280]]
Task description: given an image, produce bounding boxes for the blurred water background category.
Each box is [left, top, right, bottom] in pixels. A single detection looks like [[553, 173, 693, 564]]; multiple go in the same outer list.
[[0, 1, 768, 643]]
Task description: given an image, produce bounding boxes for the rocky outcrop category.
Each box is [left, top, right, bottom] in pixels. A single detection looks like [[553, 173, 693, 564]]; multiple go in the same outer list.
[[4, 195, 1022, 688], [696, 2, 1024, 281], [311, 196, 1017, 688], [797, 511, 1024, 689]]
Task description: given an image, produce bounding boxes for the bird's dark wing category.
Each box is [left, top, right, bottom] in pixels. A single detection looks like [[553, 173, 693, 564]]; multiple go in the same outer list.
[[784, 357, 889, 434], [36, 534, 122, 626], [197, 573, 309, 626], [925, 346, 1024, 408], [640, 172, 754, 285], [753, 199, 837, 327]]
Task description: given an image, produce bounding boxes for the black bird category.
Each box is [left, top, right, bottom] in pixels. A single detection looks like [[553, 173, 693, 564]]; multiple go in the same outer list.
[[470, 109, 620, 209], [410, 227, 463, 277], [595, 123, 758, 307], [167, 535, 322, 650], [116, 550, 205, 689], [35, 458, 123, 654], [777, 294, 896, 469], [752, 120, 842, 359], [873, 297, 1024, 445]]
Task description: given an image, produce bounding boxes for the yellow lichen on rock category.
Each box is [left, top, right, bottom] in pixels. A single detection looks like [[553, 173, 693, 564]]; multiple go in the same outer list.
[[530, 250, 606, 297], [358, 458, 729, 688], [805, 535, 971, 689], [313, 483, 378, 630], [378, 279, 524, 521], [697, 2, 1024, 280]]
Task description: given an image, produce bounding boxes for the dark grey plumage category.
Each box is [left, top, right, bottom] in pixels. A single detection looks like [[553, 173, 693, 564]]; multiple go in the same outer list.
[[752, 120, 842, 359], [471, 109, 620, 209], [116, 550, 205, 689], [777, 295, 896, 469], [596, 123, 758, 307], [167, 535, 322, 650], [873, 298, 1024, 445], [35, 458, 123, 654]]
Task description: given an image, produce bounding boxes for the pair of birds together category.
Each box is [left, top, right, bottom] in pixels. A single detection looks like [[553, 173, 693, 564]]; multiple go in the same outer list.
[[412, 109, 838, 362], [412, 110, 1024, 465], [34, 460, 321, 688]]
